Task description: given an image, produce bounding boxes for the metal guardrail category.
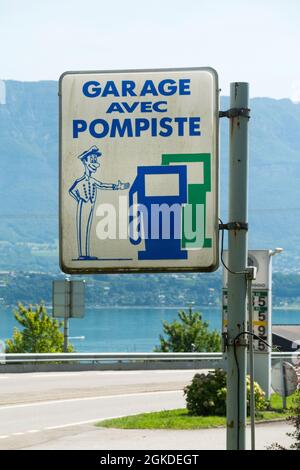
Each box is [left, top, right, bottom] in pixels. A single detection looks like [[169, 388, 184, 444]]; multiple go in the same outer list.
[[0, 351, 299, 377], [271, 352, 300, 360], [0, 352, 225, 372], [2, 351, 299, 364], [1, 352, 224, 364]]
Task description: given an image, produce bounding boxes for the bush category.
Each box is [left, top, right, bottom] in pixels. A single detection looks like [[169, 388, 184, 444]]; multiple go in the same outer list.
[[184, 369, 266, 416], [184, 369, 227, 416], [246, 376, 266, 412], [268, 389, 300, 450], [289, 390, 300, 450]]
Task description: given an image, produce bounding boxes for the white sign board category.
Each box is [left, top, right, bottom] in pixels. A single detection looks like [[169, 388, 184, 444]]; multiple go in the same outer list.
[[59, 67, 219, 274]]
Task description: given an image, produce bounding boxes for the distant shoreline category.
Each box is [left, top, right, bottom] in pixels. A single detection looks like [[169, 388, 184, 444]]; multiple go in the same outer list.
[[5, 304, 217, 310], [4, 304, 300, 311], [273, 305, 300, 311], [87, 305, 219, 310]]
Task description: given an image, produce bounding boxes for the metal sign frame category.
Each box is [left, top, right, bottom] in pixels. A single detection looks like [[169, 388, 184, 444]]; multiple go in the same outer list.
[[52, 280, 85, 319], [59, 67, 219, 274]]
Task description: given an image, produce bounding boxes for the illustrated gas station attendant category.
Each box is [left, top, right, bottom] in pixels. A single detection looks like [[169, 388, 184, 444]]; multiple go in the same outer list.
[[69, 145, 129, 260]]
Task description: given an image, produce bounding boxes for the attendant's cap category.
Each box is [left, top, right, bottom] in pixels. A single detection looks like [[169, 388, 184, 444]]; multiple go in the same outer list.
[[78, 145, 102, 162]]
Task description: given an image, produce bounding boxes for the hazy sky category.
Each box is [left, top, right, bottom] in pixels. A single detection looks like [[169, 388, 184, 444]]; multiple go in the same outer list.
[[1, 0, 299, 100]]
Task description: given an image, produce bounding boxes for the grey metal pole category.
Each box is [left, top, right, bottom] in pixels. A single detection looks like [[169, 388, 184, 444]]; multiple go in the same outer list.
[[63, 279, 70, 353], [282, 361, 287, 409], [247, 277, 255, 450], [226, 82, 250, 450], [63, 314, 69, 353]]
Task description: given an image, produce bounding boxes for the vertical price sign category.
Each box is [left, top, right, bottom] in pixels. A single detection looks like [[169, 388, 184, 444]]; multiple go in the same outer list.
[[222, 250, 272, 354], [222, 288, 269, 352], [252, 290, 269, 352]]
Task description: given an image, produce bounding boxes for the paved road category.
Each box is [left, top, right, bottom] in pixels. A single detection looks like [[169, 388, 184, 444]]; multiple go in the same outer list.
[[0, 370, 293, 450], [0, 369, 198, 405], [25, 421, 294, 451], [0, 390, 186, 449], [0, 370, 194, 449]]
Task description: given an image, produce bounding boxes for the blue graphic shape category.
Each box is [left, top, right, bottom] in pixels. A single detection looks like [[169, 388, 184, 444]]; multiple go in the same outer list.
[[129, 165, 188, 260], [69, 145, 129, 260]]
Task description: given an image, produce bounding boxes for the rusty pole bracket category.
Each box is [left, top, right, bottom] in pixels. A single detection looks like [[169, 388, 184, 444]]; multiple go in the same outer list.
[[227, 337, 248, 347], [219, 107, 250, 119], [222, 333, 248, 351], [219, 222, 248, 231]]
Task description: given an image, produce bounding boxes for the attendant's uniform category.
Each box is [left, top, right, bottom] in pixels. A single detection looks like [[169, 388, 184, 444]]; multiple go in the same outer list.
[[69, 175, 116, 259]]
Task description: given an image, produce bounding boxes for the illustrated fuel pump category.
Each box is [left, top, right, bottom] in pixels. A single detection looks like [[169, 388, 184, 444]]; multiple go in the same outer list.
[[161, 153, 212, 249], [129, 165, 188, 260]]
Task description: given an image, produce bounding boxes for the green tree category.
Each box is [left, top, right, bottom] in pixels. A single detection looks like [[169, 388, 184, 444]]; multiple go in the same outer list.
[[154, 308, 221, 352], [5, 303, 74, 353]]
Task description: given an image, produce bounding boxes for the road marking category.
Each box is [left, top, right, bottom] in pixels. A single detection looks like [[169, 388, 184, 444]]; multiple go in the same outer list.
[[0, 370, 197, 379], [0, 417, 128, 437], [44, 414, 127, 430], [0, 371, 143, 381], [153, 370, 198, 374], [18, 371, 144, 378], [0, 419, 117, 439], [0, 431, 42, 439], [17, 373, 92, 379], [0, 390, 181, 411]]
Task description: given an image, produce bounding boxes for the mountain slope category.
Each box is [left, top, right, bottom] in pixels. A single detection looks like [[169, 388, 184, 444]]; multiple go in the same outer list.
[[0, 81, 299, 271]]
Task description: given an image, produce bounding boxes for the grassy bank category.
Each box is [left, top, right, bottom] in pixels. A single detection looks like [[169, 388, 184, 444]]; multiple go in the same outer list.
[[97, 394, 294, 430]]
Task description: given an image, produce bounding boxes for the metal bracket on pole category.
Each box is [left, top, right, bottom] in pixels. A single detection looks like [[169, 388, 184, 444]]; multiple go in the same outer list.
[[245, 266, 257, 281], [219, 222, 248, 231], [228, 337, 248, 347], [219, 108, 250, 119], [223, 334, 249, 351], [222, 332, 228, 353]]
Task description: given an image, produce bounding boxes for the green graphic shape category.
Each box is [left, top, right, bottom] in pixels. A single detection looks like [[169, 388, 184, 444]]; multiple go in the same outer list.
[[161, 153, 212, 249]]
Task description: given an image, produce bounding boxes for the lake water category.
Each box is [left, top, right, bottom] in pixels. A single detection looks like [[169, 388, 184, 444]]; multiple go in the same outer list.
[[1, 305, 300, 352]]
